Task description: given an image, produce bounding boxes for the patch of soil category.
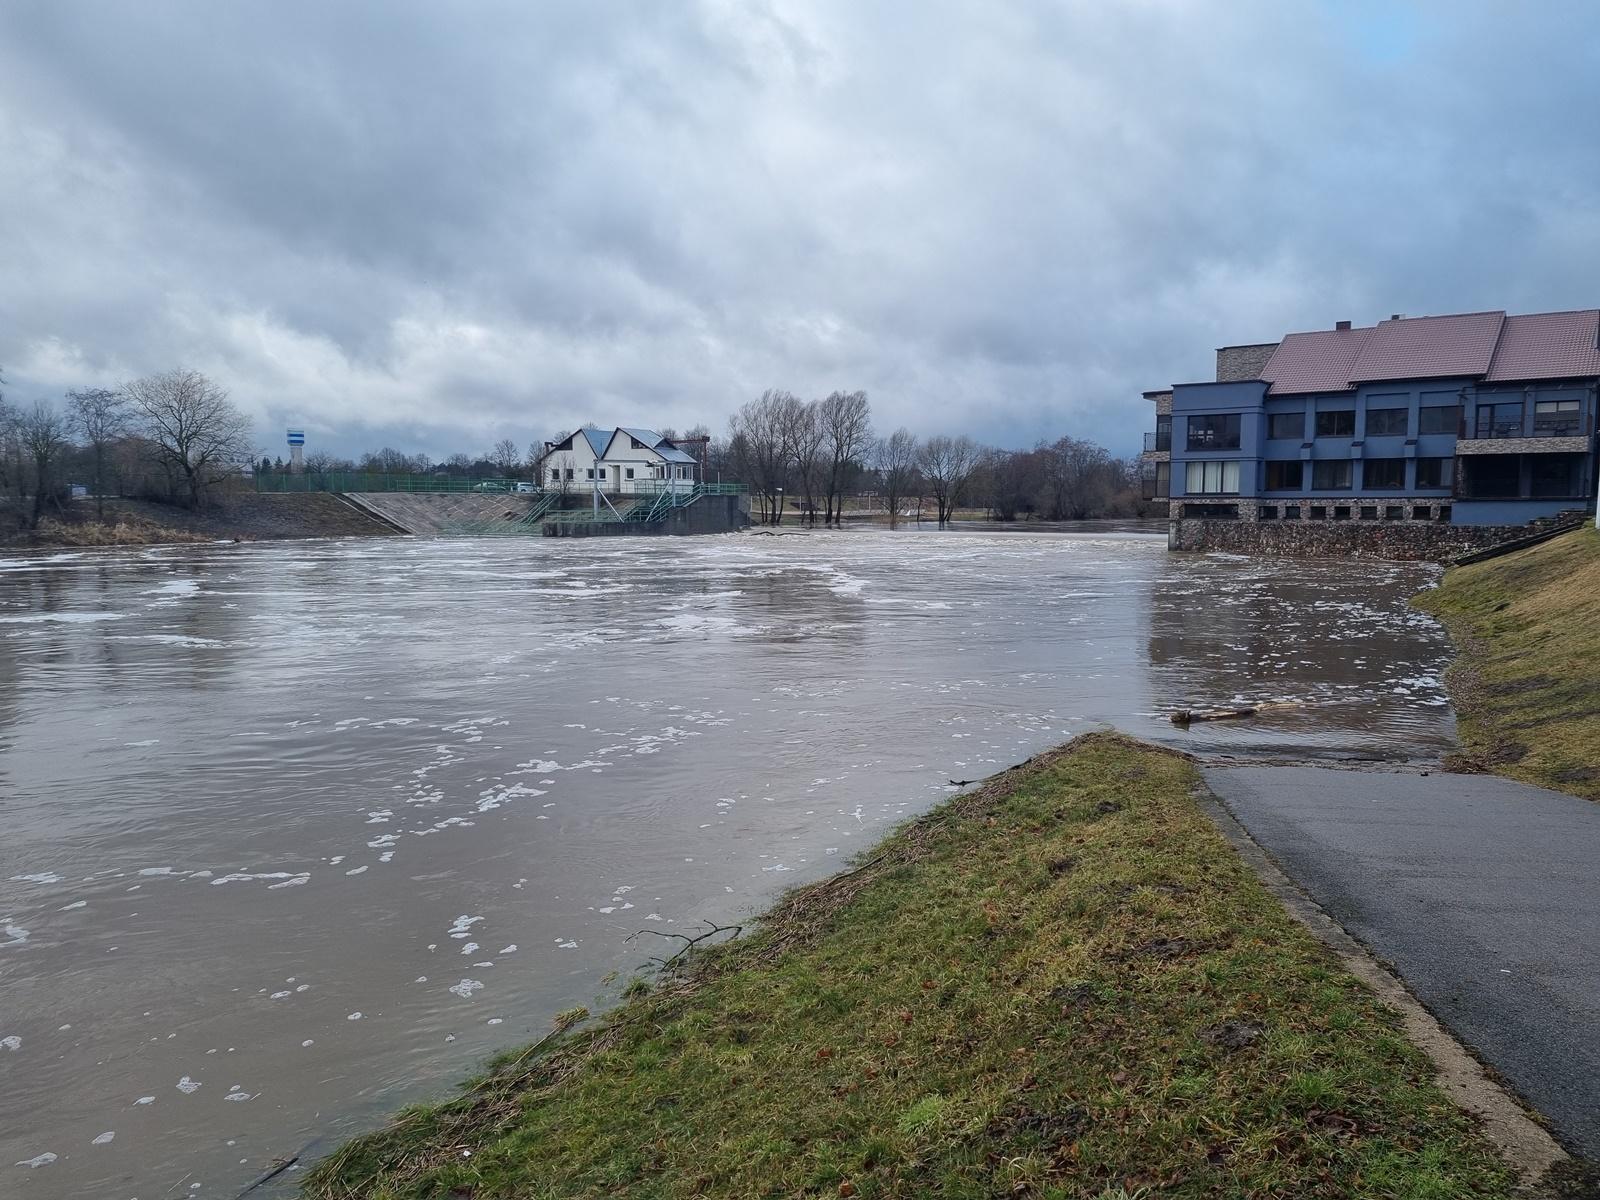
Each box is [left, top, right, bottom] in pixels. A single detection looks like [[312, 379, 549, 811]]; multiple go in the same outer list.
[[1202, 1019, 1265, 1051]]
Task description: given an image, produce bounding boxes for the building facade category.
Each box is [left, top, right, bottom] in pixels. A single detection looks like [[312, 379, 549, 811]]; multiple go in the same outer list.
[[537, 426, 699, 494], [1141, 310, 1599, 529]]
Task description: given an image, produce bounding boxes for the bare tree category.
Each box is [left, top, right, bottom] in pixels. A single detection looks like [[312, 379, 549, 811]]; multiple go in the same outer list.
[[818, 390, 872, 526], [784, 399, 827, 524], [66, 387, 130, 520], [490, 437, 521, 476], [874, 428, 921, 528], [124, 369, 255, 509], [1042, 435, 1113, 520], [359, 446, 416, 473], [19, 401, 72, 529], [728, 390, 802, 524], [303, 450, 339, 491], [918, 434, 982, 525]]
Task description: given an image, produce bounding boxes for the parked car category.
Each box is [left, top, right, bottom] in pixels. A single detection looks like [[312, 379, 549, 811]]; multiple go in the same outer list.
[[471, 481, 508, 492], [514, 482, 539, 493]]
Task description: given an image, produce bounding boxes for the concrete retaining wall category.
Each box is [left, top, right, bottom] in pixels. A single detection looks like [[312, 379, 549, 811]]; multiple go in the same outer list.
[[544, 494, 749, 538], [1169, 517, 1526, 561]]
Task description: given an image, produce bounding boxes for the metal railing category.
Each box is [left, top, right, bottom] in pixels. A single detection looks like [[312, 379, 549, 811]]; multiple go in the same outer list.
[[1143, 430, 1172, 452], [255, 471, 526, 494]]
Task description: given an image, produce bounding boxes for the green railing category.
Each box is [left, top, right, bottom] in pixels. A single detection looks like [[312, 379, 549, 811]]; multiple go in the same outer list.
[[255, 472, 525, 494]]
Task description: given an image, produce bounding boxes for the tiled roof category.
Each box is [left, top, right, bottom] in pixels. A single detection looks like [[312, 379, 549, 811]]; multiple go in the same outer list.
[[1484, 309, 1600, 381], [1261, 327, 1373, 395], [1348, 311, 1505, 382]]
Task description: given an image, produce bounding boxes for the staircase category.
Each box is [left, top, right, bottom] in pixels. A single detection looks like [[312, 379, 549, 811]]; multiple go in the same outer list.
[[1453, 508, 1594, 566]]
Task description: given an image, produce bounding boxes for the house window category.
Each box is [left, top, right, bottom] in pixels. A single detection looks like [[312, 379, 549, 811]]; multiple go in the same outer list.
[[1475, 401, 1523, 439], [1181, 503, 1239, 519], [1267, 411, 1305, 440], [1418, 405, 1461, 435], [1363, 458, 1405, 489], [1385, 505, 1405, 520], [1184, 460, 1241, 494], [625, 467, 635, 480], [1154, 461, 1170, 497], [1437, 505, 1452, 523], [1186, 413, 1241, 450], [1359, 505, 1378, 520], [1259, 505, 1278, 520], [1152, 415, 1172, 451], [586, 468, 596, 480], [1411, 506, 1431, 520], [1311, 460, 1352, 490], [565, 468, 574, 480], [1333, 505, 1352, 520], [1263, 460, 1303, 491], [1531, 454, 1582, 497], [1414, 457, 1452, 489], [1315, 410, 1356, 438], [1283, 504, 1301, 520], [1534, 399, 1582, 437], [1365, 408, 1408, 437], [549, 468, 559, 482]]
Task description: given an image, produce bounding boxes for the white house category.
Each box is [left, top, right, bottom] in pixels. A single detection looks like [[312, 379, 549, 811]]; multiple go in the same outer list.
[[536, 426, 699, 495]]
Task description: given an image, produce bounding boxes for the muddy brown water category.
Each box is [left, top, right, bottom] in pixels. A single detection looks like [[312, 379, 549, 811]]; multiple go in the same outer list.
[[0, 529, 1453, 1197]]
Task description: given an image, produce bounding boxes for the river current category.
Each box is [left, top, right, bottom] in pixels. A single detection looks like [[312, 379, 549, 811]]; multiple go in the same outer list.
[[0, 528, 1452, 1196]]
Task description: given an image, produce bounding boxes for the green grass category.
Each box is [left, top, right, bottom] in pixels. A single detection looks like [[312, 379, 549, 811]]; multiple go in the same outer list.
[[1415, 526, 1600, 801], [304, 734, 1515, 1199]]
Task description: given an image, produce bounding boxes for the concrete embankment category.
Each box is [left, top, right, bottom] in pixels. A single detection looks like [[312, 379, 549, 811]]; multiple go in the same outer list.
[[342, 492, 541, 534]]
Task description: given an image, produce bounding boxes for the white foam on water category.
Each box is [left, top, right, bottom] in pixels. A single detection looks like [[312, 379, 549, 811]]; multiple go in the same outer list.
[[175, 1076, 201, 1094], [0, 612, 124, 624], [134, 1096, 155, 1105], [1, 1035, 20, 1051], [3, 923, 31, 946], [346, 1012, 362, 1021], [60, 900, 86, 910], [459, 942, 478, 955], [15, 1152, 56, 1168], [448, 979, 483, 999], [92, 1131, 114, 1145], [11, 872, 61, 884]]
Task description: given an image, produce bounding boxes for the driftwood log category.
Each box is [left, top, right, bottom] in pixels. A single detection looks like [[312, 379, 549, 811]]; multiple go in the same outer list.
[[1169, 706, 1258, 726]]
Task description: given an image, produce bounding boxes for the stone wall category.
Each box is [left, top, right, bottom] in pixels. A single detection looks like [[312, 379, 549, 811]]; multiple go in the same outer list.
[[1214, 343, 1279, 382], [1169, 516, 1524, 562], [544, 494, 749, 538]]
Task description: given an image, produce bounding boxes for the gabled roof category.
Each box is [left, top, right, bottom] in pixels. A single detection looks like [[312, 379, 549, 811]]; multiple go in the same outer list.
[[1349, 311, 1505, 383], [1261, 327, 1373, 395], [1484, 309, 1600, 382], [609, 427, 697, 463], [579, 427, 610, 456]]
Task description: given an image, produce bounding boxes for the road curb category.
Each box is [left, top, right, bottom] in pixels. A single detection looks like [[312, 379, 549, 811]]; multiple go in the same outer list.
[[1193, 785, 1570, 1192]]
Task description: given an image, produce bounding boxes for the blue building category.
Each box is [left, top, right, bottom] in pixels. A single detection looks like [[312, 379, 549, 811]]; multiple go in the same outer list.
[[1141, 309, 1599, 528]]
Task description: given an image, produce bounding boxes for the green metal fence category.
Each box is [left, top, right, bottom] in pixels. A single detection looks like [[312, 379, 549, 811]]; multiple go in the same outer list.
[[254, 472, 524, 494]]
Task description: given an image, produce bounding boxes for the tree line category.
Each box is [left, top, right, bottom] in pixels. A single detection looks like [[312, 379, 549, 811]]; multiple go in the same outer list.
[[0, 368, 254, 532], [726, 389, 1147, 526]]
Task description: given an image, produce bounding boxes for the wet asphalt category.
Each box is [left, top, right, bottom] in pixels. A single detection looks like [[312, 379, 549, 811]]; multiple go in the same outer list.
[[1202, 766, 1600, 1159]]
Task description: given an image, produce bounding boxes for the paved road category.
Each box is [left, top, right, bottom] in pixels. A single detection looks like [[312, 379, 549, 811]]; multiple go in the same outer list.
[[1202, 766, 1600, 1158]]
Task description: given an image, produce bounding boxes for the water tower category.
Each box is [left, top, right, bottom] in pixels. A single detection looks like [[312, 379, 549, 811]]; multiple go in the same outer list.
[[287, 428, 306, 473]]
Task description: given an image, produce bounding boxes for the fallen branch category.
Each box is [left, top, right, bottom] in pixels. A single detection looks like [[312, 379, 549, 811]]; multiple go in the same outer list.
[[626, 920, 743, 968]]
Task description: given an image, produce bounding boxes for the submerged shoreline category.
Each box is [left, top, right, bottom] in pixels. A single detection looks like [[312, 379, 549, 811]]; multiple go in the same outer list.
[[303, 734, 1517, 1199]]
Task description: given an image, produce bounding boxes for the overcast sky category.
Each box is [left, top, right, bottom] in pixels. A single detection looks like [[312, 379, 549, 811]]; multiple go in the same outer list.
[[4, 2, 1600, 460]]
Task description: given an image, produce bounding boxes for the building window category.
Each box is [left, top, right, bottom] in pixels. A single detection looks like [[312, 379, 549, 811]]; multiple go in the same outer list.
[[1411, 506, 1431, 520], [1418, 404, 1461, 435], [549, 468, 560, 482], [1263, 460, 1303, 491], [1531, 454, 1582, 497], [1534, 399, 1582, 437], [1181, 503, 1239, 519], [1267, 411, 1305, 440], [1283, 504, 1301, 520], [1186, 413, 1241, 450], [1414, 457, 1452, 489], [1155, 461, 1170, 497], [1437, 505, 1451, 523], [1333, 505, 1352, 520], [1259, 505, 1278, 520], [1475, 401, 1523, 439], [1311, 460, 1352, 490], [565, 468, 574, 480], [1363, 458, 1405, 489], [1315, 410, 1356, 438], [1152, 414, 1172, 452], [1184, 460, 1241, 495], [625, 467, 635, 480], [1365, 408, 1408, 437], [1309, 505, 1327, 520], [1385, 505, 1405, 520]]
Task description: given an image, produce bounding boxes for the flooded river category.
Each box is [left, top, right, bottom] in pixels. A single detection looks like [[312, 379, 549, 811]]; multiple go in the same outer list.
[[0, 529, 1452, 1197]]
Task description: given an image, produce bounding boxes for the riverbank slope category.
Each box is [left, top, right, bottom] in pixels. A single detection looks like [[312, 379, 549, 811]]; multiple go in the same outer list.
[[1415, 525, 1600, 801], [305, 734, 1516, 1199], [1, 493, 397, 547]]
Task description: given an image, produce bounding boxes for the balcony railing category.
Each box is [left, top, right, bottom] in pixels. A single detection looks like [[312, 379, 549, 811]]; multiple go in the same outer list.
[[1143, 429, 1171, 452], [1459, 410, 1593, 440]]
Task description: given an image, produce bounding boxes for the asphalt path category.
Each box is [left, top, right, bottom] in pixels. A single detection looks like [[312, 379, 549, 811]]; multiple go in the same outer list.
[[1203, 766, 1600, 1158]]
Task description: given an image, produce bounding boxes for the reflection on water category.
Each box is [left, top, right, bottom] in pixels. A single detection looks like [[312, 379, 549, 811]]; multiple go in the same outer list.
[[0, 531, 1450, 1196]]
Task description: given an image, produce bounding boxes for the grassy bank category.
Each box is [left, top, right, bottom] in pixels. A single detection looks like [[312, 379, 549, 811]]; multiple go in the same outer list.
[[1415, 526, 1600, 801], [306, 735, 1514, 1199]]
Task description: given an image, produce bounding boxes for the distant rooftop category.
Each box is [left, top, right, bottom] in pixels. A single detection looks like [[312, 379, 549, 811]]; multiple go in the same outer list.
[[1258, 308, 1600, 394]]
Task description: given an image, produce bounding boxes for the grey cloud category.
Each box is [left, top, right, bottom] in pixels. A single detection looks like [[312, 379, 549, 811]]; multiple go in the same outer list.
[[4, 1, 1600, 461]]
